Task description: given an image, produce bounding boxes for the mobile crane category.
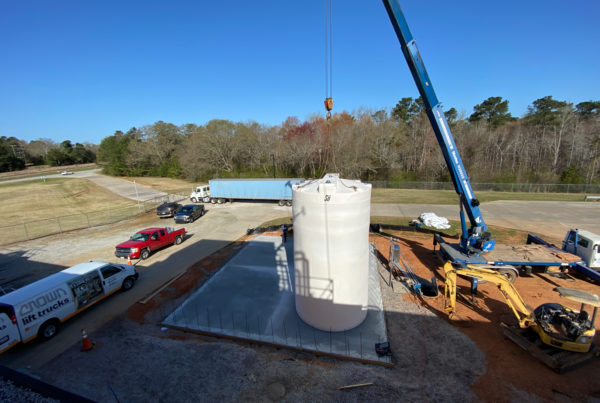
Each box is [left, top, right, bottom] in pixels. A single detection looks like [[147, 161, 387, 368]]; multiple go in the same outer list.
[[443, 262, 600, 371], [381, 1, 600, 283], [382, 0, 494, 256]]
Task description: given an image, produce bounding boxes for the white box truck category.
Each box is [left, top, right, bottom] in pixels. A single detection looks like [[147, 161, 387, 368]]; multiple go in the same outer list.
[[0, 261, 138, 354]]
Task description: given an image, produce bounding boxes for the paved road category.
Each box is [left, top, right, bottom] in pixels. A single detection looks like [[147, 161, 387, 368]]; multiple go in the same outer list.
[[76, 169, 168, 201], [371, 200, 600, 239], [0, 169, 167, 201], [0, 202, 291, 371]]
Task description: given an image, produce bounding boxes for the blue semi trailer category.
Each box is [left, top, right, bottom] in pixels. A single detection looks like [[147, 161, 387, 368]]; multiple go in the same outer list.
[[190, 178, 303, 206]]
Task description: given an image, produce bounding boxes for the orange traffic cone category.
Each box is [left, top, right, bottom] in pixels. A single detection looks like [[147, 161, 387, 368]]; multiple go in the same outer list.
[[81, 328, 93, 351], [127, 256, 132, 265]]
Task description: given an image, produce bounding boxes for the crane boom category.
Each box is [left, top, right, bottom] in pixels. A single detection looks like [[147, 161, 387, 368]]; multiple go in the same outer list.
[[382, 0, 493, 253]]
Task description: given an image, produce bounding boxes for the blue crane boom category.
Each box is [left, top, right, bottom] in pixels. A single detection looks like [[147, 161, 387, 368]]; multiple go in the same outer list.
[[382, 0, 494, 254]]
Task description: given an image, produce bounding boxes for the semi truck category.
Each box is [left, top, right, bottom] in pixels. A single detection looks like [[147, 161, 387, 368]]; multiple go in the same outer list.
[[0, 261, 138, 354], [189, 178, 303, 206], [382, 1, 599, 282]]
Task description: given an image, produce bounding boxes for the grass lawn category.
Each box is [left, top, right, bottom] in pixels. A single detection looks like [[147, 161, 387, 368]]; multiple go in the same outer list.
[[0, 178, 135, 226]]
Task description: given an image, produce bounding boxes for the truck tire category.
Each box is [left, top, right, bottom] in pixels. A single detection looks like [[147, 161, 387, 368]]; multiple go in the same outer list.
[[210, 198, 217, 204], [217, 198, 224, 204], [122, 276, 135, 291], [498, 267, 518, 283], [174, 235, 183, 245], [285, 200, 292, 207], [191, 197, 197, 203], [278, 200, 285, 206], [140, 248, 150, 260], [39, 319, 60, 341]]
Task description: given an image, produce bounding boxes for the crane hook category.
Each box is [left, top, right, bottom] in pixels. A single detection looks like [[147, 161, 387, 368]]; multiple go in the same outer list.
[[324, 97, 333, 119]]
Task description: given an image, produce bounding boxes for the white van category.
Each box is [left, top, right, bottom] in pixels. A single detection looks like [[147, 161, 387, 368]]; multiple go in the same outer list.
[[0, 261, 138, 354]]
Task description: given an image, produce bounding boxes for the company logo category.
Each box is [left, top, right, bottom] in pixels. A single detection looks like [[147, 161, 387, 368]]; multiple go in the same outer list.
[[19, 288, 69, 316]]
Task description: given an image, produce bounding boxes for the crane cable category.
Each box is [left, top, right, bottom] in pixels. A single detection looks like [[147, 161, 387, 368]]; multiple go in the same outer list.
[[324, 0, 333, 119]]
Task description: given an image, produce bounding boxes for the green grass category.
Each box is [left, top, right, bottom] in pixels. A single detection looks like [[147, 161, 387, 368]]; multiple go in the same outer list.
[[371, 188, 586, 204], [0, 178, 136, 226]]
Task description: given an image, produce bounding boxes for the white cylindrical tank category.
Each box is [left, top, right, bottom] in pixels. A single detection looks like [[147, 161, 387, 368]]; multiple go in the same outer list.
[[292, 173, 371, 331]]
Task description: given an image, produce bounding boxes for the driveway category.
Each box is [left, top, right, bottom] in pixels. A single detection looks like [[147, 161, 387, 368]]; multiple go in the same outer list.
[[370, 200, 600, 239], [0, 202, 292, 371]]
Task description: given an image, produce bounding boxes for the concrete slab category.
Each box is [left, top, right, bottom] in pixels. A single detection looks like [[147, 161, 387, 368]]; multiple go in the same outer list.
[[162, 235, 391, 365]]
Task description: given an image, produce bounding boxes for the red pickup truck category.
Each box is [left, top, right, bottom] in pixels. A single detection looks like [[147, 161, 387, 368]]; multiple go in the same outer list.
[[115, 227, 186, 260]]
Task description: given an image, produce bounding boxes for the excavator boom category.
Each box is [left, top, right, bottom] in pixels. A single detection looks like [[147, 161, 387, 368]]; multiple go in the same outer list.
[[443, 262, 534, 327]]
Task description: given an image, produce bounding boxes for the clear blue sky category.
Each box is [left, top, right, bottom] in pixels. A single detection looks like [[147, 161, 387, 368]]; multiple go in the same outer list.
[[1, 1, 598, 145]]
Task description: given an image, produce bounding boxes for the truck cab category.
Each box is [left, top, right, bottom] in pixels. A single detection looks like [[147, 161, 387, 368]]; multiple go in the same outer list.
[[190, 185, 210, 203], [563, 229, 600, 270]]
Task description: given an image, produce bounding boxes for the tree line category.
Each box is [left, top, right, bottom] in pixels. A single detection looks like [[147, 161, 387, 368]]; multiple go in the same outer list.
[[0, 137, 96, 172], [96, 96, 599, 185], [3, 95, 599, 185]]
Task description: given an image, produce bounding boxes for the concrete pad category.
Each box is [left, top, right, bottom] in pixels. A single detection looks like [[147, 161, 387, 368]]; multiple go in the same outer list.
[[162, 235, 391, 364]]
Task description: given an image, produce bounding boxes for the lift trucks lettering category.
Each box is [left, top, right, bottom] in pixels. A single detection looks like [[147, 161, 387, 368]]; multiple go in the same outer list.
[[19, 289, 70, 325]]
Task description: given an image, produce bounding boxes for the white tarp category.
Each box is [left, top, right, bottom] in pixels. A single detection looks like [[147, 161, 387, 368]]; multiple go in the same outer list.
[[419, 212, 451, 230]]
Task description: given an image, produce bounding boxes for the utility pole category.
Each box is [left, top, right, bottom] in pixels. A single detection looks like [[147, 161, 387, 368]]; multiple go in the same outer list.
[[133, 180, 141, 212], [271, 154, 276, 178]]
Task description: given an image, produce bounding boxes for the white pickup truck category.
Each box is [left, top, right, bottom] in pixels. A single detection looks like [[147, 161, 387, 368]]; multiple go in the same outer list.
[[0, 261, 138, 354]]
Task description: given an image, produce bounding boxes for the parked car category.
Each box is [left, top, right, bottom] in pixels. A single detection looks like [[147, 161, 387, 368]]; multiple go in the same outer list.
[[115, 227, 186, 260], [0, 261, 138, 353], [60, 170, 74, 175], [174, 204, 205, 223], [156, 202, 181, 218]]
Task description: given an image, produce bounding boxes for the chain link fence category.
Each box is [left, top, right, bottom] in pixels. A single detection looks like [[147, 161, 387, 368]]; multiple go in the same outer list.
[[0, 193, 187, 246], [366, 181, 600, 194]]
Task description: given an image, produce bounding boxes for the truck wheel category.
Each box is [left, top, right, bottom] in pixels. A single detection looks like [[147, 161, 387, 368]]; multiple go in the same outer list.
[[217, 198, 224, 204], [122, 277, 135, 291], [278, 200, 285, 206], [140, 248, 150, 260], [285, 200, 292, 207], [499, 267, 518, 283], [191, 197, 197, 203], [210, 198, 217, 204], [174, 235, 183, 245], [39, 320, 59, 341]]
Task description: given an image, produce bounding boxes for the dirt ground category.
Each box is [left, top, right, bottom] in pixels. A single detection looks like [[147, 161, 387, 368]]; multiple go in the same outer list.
[[371, 230, 600, 402], [28, 229, 600, 402]]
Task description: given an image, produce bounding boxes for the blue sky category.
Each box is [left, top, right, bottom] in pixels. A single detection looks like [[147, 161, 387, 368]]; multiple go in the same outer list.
[[1, 1, 598, 145]]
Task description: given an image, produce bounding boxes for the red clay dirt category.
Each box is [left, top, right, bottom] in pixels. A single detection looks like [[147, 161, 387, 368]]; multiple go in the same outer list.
[[370, 231, 600, 402]]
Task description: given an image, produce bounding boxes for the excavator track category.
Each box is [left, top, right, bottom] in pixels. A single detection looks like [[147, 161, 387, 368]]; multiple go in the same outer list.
[[500, 323, 599, 373]]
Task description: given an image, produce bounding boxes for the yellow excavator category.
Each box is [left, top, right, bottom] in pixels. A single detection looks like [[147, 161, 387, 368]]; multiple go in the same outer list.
[[443, 262, 600, 371]]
